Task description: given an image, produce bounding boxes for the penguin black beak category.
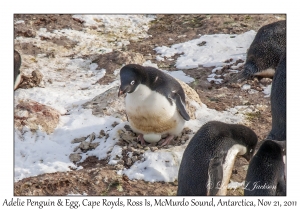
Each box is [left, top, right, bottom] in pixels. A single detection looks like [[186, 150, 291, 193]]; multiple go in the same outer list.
[[244, 152, 253, 162]]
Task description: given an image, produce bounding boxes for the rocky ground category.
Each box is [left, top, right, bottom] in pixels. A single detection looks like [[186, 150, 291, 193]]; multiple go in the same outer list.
[[14, 14, 285, 196]]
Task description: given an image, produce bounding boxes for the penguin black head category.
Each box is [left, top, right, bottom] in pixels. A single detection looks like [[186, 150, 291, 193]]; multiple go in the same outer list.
[[244, 140, 286, 196], [118, 64, 145, 97], [229, 124, 258, 162], [242, 59, 257, 80], [242, 145, 255, 162]]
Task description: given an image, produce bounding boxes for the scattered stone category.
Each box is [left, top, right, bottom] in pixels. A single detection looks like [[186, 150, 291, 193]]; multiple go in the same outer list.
[[197, 41, 206, 46], [99, 130, 105, 138], [120, 133, 135, 143], [79, 142, 90, 150], [89, 142, 100, 149], [127, 146, 135, 152], [133, 150, 141, 155], [230, 83, 241, 88], [182, 127, 192, 134], [224, 58, 233, 63], [73, 146, 80, 153], [15, 24, 36, 38], [69, 153, 82, 162], [126, 158, 132, 166], [17, 70, 44, 89], [131, 156, 138, 163], [115, 164, 124, 170], [72, 137, 86, 144], [255, 87, 263, 91], [111, 121, 119, 127], [181, 135, 189, 141], [150, 147, 158, 152], [132, 141, 137, 148], [117, 160, 124, 165], [88, 132, 96, 142]]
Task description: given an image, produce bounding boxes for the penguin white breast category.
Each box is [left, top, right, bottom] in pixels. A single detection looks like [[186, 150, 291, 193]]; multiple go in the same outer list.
[[14, 74, 22, 90], [125, 84, 185, 138], [216, 144, 247, 195]]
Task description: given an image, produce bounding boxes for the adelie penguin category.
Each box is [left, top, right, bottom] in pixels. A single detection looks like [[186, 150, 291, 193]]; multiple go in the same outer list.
[[177, 121, 258, 196], [241, 20, 286, 79], [244, 140, 286, 196], [266, 53, 286, 141], [118, 64, 190, 146], [14, 50, 22, 90]]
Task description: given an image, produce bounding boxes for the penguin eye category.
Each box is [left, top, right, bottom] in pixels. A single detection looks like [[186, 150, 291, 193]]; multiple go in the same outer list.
[[130, 80, 135, 85]]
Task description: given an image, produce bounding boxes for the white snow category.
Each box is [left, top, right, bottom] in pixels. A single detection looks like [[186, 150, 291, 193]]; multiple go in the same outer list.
[[263, 84, 272, 97], [155, 31, 256, 69], [164, 70, 195, 84], [14, 15, 259, 186], [241, 84, 251, 90]]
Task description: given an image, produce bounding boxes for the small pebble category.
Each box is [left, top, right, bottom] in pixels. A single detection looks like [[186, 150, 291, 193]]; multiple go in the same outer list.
[[69, 153, 82, 162], [126, 158, 132, 165], [99, 130, 105, 138], [71, 137, 86, 144], [117, 160, 124, 165], [150, 147, 158, 152], [79, 141, 90, 150], [131, 156, 138, 162], [88, 132, 96, 142], [89, 142, 100, 149], [112, 121, 119, 127]]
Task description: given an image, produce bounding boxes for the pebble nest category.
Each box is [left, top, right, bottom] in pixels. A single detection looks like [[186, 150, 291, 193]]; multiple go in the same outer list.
[[69, 122, 194, 169]]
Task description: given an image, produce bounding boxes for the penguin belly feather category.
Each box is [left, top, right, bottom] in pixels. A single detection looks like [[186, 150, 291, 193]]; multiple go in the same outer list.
[[125, 84, 185, 142], [215, 144, 247, 195]]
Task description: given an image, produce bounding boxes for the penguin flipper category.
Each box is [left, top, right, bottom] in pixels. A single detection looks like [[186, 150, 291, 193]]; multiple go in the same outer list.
[[172, 93, 190, 121], [208, 156, 224, 196]]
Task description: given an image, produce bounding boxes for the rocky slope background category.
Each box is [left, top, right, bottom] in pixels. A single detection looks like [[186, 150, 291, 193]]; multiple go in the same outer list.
[[14, 14, 285, 196]]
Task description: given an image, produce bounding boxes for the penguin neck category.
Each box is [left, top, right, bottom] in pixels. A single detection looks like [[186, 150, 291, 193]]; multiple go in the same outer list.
[[129, 84, 153, 99], [216, 144, 247, 195]]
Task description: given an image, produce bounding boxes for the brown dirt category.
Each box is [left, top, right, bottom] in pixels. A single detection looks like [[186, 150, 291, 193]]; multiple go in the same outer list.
[[14, 14, 285, 196]]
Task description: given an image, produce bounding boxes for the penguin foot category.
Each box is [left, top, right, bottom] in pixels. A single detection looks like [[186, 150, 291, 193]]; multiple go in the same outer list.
[[137, 134, 146, 146], [159, 135, 174, 147]]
